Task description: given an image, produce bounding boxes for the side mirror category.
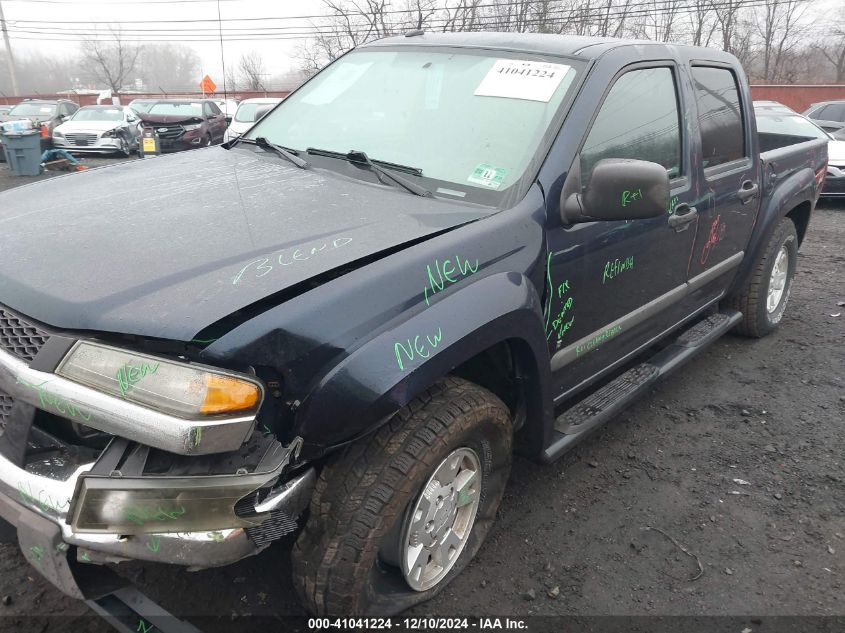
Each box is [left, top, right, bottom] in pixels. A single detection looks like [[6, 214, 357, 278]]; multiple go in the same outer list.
[[561, 158, 670, 224], [225, 116, 233, 124]]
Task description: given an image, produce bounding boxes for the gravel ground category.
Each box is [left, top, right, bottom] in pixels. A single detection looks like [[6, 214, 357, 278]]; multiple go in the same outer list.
[[0, 160, 842, 631]]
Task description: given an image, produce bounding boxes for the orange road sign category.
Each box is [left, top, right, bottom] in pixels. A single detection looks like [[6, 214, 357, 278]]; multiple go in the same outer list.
[[200, 75, 217, 94]]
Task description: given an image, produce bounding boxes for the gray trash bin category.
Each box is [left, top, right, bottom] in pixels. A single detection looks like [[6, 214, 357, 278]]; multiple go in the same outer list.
[[1, 130, 43, 176]]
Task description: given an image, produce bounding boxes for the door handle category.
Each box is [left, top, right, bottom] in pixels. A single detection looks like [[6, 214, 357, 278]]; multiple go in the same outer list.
[[737, 180, 759, 204], [668, 204, 697, 232]]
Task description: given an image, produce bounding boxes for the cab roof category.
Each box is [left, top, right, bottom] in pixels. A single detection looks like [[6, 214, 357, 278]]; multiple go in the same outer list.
[[361, 31, 735, 63]]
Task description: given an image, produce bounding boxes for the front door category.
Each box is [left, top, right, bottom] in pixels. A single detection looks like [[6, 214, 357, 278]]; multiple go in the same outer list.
[[544, 64, 697, 395]]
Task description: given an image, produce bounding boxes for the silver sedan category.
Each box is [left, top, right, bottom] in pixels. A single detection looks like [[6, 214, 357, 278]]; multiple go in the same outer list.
[[52, 106, 141, 156]]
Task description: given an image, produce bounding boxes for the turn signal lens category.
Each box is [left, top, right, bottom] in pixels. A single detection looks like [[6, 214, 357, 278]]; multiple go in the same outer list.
[[201, 374, 260, 414]]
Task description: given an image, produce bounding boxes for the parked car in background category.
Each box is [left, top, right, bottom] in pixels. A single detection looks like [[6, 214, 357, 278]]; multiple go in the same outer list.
[[127, 99, 159, 115], [753, 100, 795, 114], [0, 98, 78, 160], [0, 105, 11, 115], [137, 99, 227, 152], [213, 98, 239, 121], [52, 105, 141, 156], [755, 106, 845, 197], [803, 100, 845, 135], [223, 97, 282, 143]]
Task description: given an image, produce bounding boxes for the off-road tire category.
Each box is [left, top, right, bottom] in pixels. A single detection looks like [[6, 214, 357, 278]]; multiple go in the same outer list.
[[725, 217, 798, 337], [292, 376, 512, 616]]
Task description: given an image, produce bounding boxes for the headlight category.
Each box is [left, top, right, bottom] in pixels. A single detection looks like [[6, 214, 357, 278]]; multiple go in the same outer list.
[[101, 128, 117, 138], [183, 123, 202, 131], [56, 342, 262, 418], [53, 130, 64, 138]]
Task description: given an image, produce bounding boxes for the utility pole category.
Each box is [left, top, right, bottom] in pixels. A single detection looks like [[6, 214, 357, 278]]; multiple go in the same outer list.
[[0, 0, 20, 97]]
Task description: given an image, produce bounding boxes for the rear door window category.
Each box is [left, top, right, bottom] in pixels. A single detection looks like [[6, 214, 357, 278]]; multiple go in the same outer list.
[[692, 66, 746, 168], [816, 103, 845, 122]]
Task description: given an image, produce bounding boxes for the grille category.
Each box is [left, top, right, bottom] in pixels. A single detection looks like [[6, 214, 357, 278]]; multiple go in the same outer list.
[[246, 509, 299, 547], [235, 493, 299, 546], [0, 306, 50, 362], [0, 389, 13, 432], [151, 125, 184, 139], [64, 133, 98, 147]]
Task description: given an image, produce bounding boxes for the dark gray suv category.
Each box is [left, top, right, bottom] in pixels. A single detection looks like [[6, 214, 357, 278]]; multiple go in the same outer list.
[[0, 98, 79, 160], [803, 100, 845, 135]]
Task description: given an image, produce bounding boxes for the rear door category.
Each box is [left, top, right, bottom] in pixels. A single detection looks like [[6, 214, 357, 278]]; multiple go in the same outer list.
[[544, 63, 698, 391], [686, 65, 758, 299]]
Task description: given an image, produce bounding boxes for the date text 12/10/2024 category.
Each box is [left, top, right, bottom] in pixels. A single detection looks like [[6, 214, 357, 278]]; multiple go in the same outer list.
[[307, 617, 528, 630]]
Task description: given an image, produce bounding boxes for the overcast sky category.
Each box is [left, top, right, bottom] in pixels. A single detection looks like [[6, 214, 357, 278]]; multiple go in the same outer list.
[[3, 0, 331, 83], [2, 0, 841, 90]]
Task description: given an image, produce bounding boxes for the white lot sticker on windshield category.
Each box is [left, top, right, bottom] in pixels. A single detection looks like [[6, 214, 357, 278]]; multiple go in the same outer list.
[[468, 163, 507, 189], [474, 59, 571, 102]]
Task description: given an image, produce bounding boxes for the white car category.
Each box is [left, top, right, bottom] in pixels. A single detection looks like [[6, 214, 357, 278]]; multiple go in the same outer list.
[[755, 108, 845, 198], [223, 97, 282, 143], [213, 99, 239, 120], [52, 105, 140, 156]]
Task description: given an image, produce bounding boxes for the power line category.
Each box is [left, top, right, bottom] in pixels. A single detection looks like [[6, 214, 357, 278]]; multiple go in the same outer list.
[[3, 0, 244, 4], [4, 0, 818, 43], [1, 0, 776, 24]]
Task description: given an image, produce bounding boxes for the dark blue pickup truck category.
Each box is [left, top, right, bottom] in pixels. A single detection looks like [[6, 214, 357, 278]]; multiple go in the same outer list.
[[0, 32, 828, 616]]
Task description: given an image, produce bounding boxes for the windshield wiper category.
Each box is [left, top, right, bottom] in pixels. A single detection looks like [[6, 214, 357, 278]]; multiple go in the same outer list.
[[237, 136, 309, 169], [306, 147, 431, 197]]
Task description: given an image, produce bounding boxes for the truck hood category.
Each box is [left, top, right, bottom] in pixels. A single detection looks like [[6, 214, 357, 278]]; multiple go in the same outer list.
[[0, 146, 492, 341]]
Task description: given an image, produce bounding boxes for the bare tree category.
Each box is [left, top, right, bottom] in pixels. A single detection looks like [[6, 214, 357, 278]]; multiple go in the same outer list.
[[238, 51, 267, 91], [816, 11, 845, 82], [753, 0, 807, 82], [140, 43, 200, 91], [709, 0, 750, 56], [224, 67, 239, 93], [686, 0, 720, 47], [79, 28, 142, 93]]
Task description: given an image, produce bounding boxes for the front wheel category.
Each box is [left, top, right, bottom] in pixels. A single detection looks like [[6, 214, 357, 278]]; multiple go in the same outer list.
[[725, 216, 798, 337], [118, 137, 131, 157], [292, 376, 512, 616]]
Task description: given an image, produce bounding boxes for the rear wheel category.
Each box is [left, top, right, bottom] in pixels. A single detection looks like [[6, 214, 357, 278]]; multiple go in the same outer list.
[[725, 217, 798, 337], [292, 376, 512, 615]]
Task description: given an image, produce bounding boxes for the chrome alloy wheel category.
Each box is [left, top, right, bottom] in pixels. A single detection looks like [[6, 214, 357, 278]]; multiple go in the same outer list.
[[400, 447, 481, 592], [767, 245, 789, 314]]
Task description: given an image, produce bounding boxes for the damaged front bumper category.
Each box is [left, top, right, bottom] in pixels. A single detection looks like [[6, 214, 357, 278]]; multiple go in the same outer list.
[[0, 437, 314, 596]]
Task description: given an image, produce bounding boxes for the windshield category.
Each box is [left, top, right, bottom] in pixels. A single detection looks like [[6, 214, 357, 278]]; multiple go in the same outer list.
[[756, 113, 829, 140], [246, 48, 579, 197], [72, 108, 124, 122], [129, 101, 156, 113], [9, 102, 57, 117], [235, 102, 277, 123], [148, 102, 202, 117]]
